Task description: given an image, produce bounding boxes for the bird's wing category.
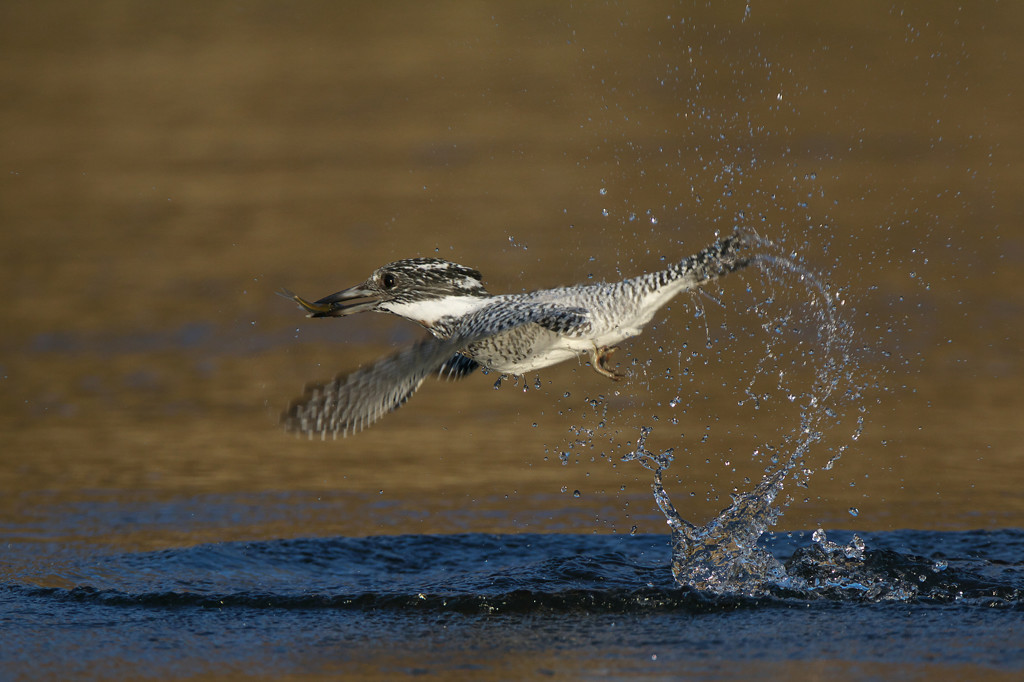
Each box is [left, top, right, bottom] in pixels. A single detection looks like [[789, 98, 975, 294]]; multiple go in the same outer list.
[[436, 353, 480, 380], [282, 303, 590, 439], [486, 302, 592, 336], [533, 306, 592, 336], [283, 335, 464, 439]]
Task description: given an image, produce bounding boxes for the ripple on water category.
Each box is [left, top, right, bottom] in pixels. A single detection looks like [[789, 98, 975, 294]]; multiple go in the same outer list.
[[6, 531, 1023, 611]]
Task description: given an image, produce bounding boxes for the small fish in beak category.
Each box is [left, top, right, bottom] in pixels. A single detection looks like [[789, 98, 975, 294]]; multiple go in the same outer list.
[[277, 285, 380, 318]]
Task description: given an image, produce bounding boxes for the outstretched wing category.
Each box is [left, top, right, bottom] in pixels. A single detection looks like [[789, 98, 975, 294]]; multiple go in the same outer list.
[[283, 302, 591, 439], [283, 335, 464, 439], [436, 352, 479, 380]]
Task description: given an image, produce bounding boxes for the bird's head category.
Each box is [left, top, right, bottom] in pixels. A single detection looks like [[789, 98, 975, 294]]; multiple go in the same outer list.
[[282, 258, 490, 328]]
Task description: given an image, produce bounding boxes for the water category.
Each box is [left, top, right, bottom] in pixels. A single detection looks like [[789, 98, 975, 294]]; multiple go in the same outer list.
[[3, 2, 1024, 679], [571, 235, 862, 596], [4, 526, 1023, 679], [4, 241, 1022, 679]]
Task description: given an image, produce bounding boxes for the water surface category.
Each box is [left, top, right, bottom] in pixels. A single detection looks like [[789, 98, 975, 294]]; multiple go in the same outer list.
[[2, 1, 1023, 679]]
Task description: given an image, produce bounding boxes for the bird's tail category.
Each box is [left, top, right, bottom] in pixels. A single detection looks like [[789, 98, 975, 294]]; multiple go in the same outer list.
[[669, 229, 753, 285]]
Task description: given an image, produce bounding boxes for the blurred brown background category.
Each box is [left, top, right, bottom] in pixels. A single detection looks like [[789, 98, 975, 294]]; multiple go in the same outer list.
[[1, 1, 1021, 546]]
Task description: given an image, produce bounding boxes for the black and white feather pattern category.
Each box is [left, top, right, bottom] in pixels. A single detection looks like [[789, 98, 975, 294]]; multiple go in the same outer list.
[[282, 231, 750, 439], [283, 303, 590, 439], [436, 353, 479, 380], [283, 335, 464, 439]]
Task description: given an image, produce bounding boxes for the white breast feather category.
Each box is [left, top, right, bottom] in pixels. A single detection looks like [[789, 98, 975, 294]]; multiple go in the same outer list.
[[383, 296, 488, 327]]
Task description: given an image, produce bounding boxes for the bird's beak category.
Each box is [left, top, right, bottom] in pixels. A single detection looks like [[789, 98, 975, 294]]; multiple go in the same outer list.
[[278, 284, 380, 317]]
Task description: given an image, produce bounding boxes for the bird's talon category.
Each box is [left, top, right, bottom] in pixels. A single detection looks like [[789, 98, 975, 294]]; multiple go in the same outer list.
[[591, 346, 624, 381]]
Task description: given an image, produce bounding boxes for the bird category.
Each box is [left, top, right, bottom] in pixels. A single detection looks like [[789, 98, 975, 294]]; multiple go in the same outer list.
[[280, 231, 751, 439]]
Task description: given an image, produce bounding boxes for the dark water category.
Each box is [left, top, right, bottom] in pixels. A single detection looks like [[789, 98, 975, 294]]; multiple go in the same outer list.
[[3, 524, 1022, 679]]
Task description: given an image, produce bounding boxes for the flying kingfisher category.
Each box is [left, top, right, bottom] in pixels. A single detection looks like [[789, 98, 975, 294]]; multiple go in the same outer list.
[[281, 231, 751, 439]]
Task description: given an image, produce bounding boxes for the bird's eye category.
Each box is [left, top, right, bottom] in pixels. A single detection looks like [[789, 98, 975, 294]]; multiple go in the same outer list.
[[381, 273, 397, 290]]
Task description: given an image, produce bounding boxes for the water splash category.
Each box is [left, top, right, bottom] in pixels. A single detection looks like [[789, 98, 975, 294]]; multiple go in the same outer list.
[[783, 528, 967, 602], [624, 425, 792, 593], [625, 233, 868, 595]]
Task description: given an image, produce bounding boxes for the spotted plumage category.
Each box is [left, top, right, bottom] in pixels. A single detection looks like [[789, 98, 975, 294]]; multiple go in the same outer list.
[[281, 231, 751, 439]]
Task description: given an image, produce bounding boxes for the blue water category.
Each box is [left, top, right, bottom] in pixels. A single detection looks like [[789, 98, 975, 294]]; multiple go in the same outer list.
[[3, 526, 1022, 679]]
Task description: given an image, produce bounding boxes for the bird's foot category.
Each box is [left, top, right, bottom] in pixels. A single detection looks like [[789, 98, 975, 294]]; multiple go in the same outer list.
[[590, 346, 624, 381]]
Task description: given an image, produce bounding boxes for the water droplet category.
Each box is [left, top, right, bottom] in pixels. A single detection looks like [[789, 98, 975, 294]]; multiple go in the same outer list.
[[573, 490, 581, 498], [848, 507, 860, 517]]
